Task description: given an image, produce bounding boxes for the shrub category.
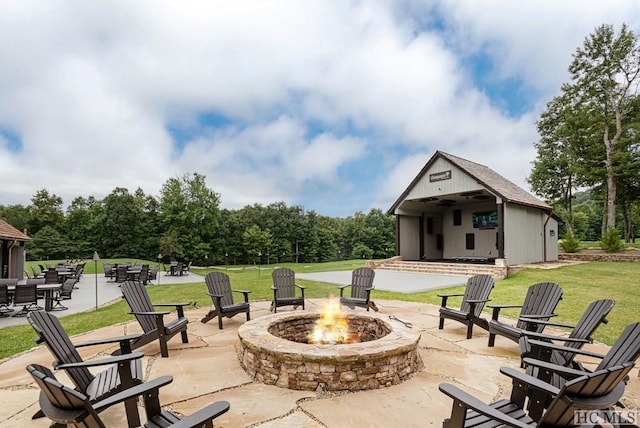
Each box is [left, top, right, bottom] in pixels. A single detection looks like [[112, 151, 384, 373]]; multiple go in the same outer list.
[[599, 228, 624, 253], [559, 232, 581, 253]]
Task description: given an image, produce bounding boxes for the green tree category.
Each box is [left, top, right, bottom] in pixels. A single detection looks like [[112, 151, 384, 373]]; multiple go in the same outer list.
[[566, 23, 640, 231], [0, 204, 30, 233], [242, 225, 271, 264], [27, 189, 64, 236], [100, 188, 144, 257], [158, 173, 221, 264]]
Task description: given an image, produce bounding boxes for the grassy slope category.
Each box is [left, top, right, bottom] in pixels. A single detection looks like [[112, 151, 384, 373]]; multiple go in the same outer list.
[[2, 260, 638, 360]]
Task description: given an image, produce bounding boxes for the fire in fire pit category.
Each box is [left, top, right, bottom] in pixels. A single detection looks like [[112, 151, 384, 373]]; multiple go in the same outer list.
[[308, 300, 358, 344], [237, 301, 423, 392]]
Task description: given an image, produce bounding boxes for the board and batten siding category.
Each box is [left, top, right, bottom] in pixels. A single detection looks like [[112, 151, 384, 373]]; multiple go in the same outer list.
[[405, 157, 485, 200], [398, 215, 421, 261], [503, 203, 547, 265]]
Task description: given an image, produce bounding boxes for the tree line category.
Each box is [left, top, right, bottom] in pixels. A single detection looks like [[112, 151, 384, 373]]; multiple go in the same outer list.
[[528, 23, 640, 243], [0, 173, 396, 265]]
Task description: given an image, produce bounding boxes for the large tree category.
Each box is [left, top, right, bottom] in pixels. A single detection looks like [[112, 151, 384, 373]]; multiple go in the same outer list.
[[158, 173, 221, 264], [566, 23, 640, 231]]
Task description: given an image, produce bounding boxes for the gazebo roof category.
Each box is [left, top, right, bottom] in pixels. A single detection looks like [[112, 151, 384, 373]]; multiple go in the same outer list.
[[0, 219, 31, 241]]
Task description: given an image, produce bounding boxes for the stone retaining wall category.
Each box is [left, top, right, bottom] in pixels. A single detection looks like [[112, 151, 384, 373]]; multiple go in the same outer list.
[[558, 251, 640, 263]]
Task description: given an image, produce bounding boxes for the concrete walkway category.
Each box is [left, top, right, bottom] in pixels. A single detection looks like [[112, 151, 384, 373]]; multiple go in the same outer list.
[[1, 299, 638, 427]]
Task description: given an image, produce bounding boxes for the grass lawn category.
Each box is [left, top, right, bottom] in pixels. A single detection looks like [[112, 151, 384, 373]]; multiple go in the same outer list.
[[2, 259, 638, 360]]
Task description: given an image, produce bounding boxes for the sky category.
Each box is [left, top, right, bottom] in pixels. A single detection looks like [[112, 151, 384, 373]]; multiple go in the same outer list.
[[1, 1, 640, 218]]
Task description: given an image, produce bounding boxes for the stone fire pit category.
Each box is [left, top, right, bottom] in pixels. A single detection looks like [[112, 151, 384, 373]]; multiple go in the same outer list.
[[236, 310, 423, 392]]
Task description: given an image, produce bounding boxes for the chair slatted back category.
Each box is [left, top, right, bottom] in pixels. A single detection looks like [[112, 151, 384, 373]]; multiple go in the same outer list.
[[27, 311, 95, 392], [459, 274, 495, 317], [516, 282, 563, 332], [272, 268, 297, 299], [540, 362, 634, 427], [597, 322, 640, 370], [44, 270, 60, 284], [27, 364, 104, 428], [0, 283, 9, 306], [205, 272, 234, 307], [120, 281, 156, 334], [350, 267, 375, 300], [13, 283, 38, 305], [60, 279, 76, 299], [148, 265, 159, 281], [553, 299, 615, 365], [116, 265, 128, 283]]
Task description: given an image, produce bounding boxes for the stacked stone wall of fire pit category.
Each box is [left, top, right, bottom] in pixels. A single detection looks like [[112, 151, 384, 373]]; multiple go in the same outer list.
[[236, 311, 423, 392]]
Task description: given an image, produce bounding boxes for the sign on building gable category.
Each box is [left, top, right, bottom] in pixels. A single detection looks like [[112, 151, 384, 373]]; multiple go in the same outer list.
[[429, 170, 451, 182]]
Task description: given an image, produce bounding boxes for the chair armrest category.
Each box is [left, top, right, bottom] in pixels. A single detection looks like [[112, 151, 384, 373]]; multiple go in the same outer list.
[[499, 366, 561, 395], [519, 319, 575, 329], [439, 383, 531, 428], [527, 339, 605, 359], [295, 284, 306, 289], [487, 304, 522, 309], [466, 298, 490, 304], [171, 400, 231, 428], [519, 314, 557, 321], [72, 334, 143, 349], [55, 352, 144, 370], [153, 302, 190, 308], [488, 304, 522, 321], [232, 289, 251, 294], [129, 310, 170, 316], [520, 330, 591, 344], [338, 284, 351, 289], [521, 357, 590, 379], [92, 375, 174, 413], [437, 293, 464, 298]]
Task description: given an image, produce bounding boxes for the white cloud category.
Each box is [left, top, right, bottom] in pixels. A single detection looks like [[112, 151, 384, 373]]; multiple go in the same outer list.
[[0, 1, 639, 215]]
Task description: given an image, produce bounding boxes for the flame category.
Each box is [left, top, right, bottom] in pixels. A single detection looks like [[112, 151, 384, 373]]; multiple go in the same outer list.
[[308, 300, 356, 344]]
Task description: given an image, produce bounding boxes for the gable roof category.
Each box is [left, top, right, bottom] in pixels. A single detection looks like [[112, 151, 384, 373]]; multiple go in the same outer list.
[[387, 151, 552, 214], [0, 219, 31, 241]]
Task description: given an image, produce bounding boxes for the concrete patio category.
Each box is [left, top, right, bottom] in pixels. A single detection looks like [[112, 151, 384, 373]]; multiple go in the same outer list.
[[1, 296, 638, 427]]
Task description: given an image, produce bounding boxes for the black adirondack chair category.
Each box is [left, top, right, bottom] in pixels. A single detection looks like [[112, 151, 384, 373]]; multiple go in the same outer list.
[[338, 267, 377, 312], [119, 281, 190, 358], [523, 322, 640, 421], [488, 282, 563, 347], [439, 361, 635, 427], [519, 299, 615, 366], [438, 274, 495, 339], [27, 364, 230, 428], [271, 267, 305, 313], [27, 311, 145, 427], [201, 272, 251, 329]]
